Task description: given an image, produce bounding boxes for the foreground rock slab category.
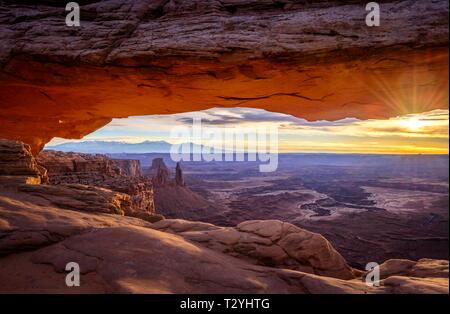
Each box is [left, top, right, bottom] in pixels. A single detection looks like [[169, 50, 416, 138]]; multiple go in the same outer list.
[[375, 258, 449, 279], [0, 188, 153, 256], [152, 219, 355, 279], [18, 183, 133, 216], [25, 226, 368, 293], [0, 189, 448, 293]]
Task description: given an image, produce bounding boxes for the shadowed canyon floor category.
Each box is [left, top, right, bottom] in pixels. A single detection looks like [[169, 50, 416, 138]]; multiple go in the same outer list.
[[110, 153, 449, 269], [0, 140, 448, 293]]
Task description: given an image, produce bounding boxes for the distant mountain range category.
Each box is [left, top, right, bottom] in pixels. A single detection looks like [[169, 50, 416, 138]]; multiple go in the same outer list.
[[45, 140, 181, 154]]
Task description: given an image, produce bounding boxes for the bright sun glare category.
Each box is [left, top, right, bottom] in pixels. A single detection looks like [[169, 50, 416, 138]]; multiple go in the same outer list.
[[401, 117, 425, 131]]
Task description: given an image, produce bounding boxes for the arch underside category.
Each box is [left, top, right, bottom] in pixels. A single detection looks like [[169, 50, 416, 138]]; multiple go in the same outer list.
[[0, 0, 448, 153]]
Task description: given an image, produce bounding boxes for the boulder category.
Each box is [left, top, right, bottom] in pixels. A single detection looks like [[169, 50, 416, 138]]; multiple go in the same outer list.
[[371, 258, 449, 280], [152, 219, 355, 280]]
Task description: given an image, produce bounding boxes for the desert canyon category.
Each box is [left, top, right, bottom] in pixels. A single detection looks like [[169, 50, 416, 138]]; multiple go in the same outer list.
[[0, 140, 448, 293], [0, 0, 448, 294]]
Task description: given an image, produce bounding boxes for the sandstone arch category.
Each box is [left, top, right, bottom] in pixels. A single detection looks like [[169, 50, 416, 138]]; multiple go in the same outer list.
[[0, 0, 448, 154]]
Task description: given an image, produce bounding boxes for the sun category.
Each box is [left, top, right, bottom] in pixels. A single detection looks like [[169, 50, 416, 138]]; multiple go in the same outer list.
[[401, 117, 425, 131]]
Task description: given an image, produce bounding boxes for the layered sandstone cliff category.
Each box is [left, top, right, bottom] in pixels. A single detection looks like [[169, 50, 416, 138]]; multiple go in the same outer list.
[[0, 140, 48, 185], [0, 140, 161, 222], [0, 0, 448, 153], [112, 158, 142, 177], [37, 150, 157, 217]]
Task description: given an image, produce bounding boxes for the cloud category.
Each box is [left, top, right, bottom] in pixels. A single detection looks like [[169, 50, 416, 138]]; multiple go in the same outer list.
[[176, 107, 361, 128]]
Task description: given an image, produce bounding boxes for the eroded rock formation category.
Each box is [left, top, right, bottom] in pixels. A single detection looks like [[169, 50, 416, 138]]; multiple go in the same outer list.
[[148, 158, 217, 218], [149, 158, 170, 187], [37, 150, 124, 180], [175, 162, 185, 187], [37, 150, 157, 216], [0, 0, 448, 153], [0, 140, 162, 223], [0, 140, 48, 185], [152, 219, 356, 280], [112, 159, 142, 177], [19, 183, 133, 216]]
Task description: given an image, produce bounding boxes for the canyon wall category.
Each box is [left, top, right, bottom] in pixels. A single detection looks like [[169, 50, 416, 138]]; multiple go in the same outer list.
[[37, 150, 158, 217], [0, 0, 448, 153], [112, 159, 142, 177], [0, 140, 136, 218]]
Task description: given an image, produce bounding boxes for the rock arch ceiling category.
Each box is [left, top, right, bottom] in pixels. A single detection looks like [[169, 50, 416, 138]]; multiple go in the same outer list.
[[0, 0, 448, 154]]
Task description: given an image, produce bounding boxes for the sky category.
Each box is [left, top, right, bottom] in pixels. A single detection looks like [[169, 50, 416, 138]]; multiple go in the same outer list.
[[46, 107, 449, 154]]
